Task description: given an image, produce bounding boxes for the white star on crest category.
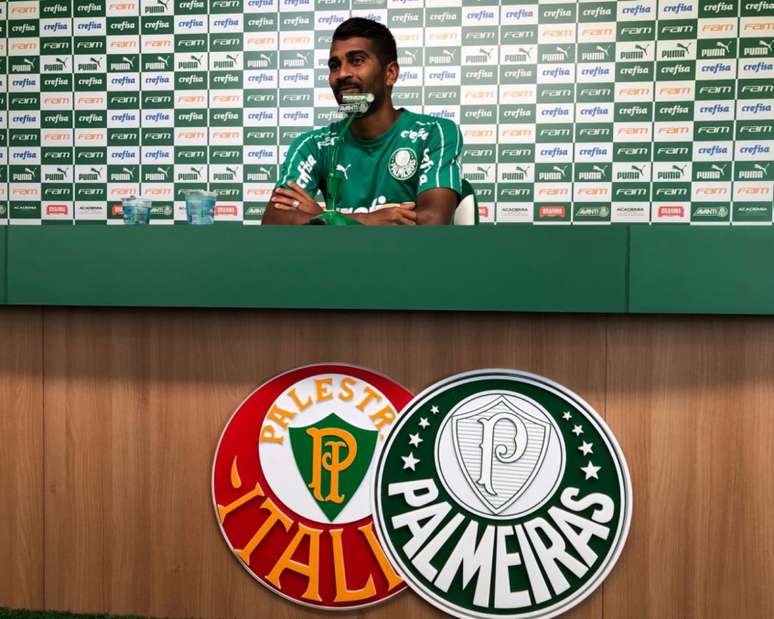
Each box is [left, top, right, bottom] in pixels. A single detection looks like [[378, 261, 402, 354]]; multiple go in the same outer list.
[[572, 425, 583, 436], [581, 461, 601, 480], [408, 433, 423, 447], [579, 441, 593, 455], [431, 405, 439, 414], [418, 417, 430, 429], [562, 411, 572, 420], [402, 452, 420, 471]]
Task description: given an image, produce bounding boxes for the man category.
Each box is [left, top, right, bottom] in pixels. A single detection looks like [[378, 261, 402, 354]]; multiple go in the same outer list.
[[262, 17, 463, 225]]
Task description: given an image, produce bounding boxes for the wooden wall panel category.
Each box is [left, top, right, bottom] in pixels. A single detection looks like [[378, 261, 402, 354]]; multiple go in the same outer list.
[[605, 317, 774, 619], [39, 309, 606, 619], [0, 308, 44, 609], [3, 307, 771, 618], [44, 309, 152, 614]]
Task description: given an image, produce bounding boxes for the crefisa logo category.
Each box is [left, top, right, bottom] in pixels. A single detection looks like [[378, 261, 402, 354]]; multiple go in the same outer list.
[[212, 364, 410, 609], [373, 369, 632, 619]]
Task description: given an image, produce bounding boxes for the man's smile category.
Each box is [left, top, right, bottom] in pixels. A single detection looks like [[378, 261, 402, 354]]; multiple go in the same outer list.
[[336, 81, 361, 94]]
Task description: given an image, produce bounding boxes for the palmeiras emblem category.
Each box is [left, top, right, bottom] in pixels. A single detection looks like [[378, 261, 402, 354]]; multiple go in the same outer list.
[[388, 147, 418, 180], [373, 370, 632, 619]]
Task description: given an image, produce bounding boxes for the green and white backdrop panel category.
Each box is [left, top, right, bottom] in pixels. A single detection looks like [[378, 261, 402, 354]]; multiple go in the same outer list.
[[0, 0, 773, 225]]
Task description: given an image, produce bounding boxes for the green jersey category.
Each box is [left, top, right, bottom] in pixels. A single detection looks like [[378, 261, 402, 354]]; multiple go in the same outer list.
[[276, 109, 463, 213]]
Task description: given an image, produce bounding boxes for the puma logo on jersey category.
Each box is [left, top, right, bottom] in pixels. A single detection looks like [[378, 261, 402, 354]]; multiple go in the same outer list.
[[336, 163, 352, 180]]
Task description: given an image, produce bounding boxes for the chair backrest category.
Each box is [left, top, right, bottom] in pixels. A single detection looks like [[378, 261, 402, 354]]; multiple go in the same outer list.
[[454, 179, 479, 225]]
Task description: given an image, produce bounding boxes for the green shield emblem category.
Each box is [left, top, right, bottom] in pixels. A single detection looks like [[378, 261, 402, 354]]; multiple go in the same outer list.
[[289, 413, 378, 521]]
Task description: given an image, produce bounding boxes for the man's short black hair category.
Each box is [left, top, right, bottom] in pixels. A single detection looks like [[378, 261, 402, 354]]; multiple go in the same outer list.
[[332, 17, 397, 67]]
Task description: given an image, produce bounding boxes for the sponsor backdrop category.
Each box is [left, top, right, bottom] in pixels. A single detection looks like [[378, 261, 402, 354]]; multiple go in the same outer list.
[[0, 0, 773, 225]]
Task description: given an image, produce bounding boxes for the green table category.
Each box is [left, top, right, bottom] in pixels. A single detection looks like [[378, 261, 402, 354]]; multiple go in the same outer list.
[[5, 226, 628, 312], [7, 225, 774, 314], [629, 227, 774, 315]]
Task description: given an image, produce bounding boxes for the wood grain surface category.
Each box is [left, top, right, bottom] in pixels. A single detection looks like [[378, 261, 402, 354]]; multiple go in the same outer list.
[[605, 316, 774, 619], [1, 307, 772, 618], [0, 308, 44, 609]]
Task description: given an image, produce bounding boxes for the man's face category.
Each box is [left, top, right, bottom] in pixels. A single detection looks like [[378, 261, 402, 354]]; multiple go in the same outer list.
[[328, 36, 397, 108]]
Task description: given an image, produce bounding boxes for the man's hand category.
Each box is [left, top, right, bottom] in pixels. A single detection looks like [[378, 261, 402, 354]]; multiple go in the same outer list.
[[350, 202, 417, 226], [262, 181, 323, 225], [271, 181, 322, 214]]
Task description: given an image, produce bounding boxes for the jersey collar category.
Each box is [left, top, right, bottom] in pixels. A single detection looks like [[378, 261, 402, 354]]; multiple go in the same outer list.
[[345, 108, 412, 150]]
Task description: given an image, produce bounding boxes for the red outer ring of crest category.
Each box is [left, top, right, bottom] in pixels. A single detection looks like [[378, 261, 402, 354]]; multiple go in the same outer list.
[[212, 363, 412, 609]]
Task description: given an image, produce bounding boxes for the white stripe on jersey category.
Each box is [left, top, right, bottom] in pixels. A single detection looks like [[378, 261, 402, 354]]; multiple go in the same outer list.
[[450, 125, 462, 188], [456, 126, 463, 186], [433, 121, 444, 186]]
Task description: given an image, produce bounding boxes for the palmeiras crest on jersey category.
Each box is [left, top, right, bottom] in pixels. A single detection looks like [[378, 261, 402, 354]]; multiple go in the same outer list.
[[388, 148, 418, 181], [372, 370, 632, 619], [212, 364, 411, 610]]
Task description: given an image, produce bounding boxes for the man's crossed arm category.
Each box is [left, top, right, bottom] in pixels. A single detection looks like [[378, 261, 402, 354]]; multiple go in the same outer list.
[[262, 181, 456, 225]]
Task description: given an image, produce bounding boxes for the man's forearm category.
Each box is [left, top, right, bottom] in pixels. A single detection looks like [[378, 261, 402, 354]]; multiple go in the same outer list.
[[416, 188, 457, 225], [262, 204, 316, 225], [416, 206, 453, 225], [346, 212, 370, 225]]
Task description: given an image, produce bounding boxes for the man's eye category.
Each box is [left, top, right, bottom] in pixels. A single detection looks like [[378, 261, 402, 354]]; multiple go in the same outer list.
[[352, 57, 363, 64]]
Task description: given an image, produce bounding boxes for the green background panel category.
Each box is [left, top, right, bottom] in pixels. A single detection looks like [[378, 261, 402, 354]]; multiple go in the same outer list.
[[5, 227, 627, 313], [629, 228, 774, 315], [6, 1, 774, 225]]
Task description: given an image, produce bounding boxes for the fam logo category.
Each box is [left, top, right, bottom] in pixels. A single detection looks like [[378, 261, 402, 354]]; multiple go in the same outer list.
[[373, 370, 632, 619], [212, 365, 409, 609]]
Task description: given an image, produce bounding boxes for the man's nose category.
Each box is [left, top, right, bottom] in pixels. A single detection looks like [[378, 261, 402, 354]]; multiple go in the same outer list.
[[337, 61, 354, 81]]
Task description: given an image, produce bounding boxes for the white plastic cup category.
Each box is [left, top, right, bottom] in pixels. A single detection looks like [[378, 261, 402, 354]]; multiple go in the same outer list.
[[122, 197, 151, 225], [184, 190, 217, 225]]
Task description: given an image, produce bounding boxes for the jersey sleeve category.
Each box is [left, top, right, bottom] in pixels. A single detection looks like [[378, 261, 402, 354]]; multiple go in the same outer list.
[[276, 132, 324, 196], [416, 119, 464, 197]]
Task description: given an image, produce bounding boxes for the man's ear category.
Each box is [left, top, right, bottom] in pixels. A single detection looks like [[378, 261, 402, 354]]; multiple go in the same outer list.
[[385, 61, 400, 87]]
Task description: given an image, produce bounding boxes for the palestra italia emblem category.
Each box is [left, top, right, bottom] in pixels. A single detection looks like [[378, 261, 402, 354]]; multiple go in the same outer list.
[[373, 370, 632, 619], [212, 364, 411, 609]]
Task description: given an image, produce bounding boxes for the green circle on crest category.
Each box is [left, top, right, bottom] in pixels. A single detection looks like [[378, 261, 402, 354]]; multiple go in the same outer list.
[[372, 370, 632, 619]]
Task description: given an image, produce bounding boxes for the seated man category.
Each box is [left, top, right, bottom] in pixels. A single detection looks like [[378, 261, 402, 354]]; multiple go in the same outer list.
[[262, 17, 463, 225]]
